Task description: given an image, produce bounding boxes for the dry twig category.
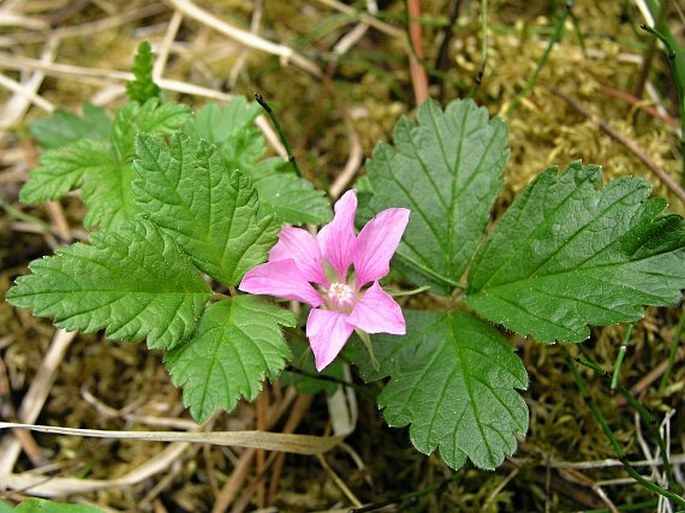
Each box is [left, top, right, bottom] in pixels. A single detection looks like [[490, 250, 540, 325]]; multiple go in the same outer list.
[[552, 88, 685, 205]]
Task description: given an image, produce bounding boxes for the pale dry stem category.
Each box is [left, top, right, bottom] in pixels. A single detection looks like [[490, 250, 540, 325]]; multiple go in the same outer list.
[[163, 0, 323, 77], [0, 329, 77, 476]]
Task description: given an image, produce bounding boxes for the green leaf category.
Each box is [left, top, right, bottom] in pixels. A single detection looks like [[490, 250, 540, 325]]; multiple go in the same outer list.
[[465, 162, 685, 342], [133, 132, 280, 286], [80, 161, 138, 231], [126, 41, 161, 103], [349, 310, 528, 470], [20, 99, 190, 232], [185, 99, 331, 225], [19, 139, 114, 203], [80, 99, 190, 230], [165, 296, 296, 422], [29, 102, 110, 150], [15, 499, 103, 513], [112, 99, 190, 162], [6, 221, 211, 350], [185, 99, 264, 171], [251, 159, 331, 224], [358, 98, 509, 294]]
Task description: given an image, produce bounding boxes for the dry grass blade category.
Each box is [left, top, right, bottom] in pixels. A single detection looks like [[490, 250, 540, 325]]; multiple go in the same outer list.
[[551, 453, 685, 470], [163, 0, 322, 77], [0, 329, 77, 476], [0, 73, 53, 115], [0, 53, 286, 156], [1, 441, 193, 497], [0, 13, 48, 31], [315, 0, 404, 38], [316, 453, 363, 508], [0, 4, 167, 45], [0, 421, 347, 455], [0, 36, 58, 128], [330, 116, 363, 199], [152, 9, 184, 81]]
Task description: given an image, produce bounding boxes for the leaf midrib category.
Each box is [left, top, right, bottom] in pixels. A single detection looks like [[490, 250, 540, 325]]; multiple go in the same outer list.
[[477, 171, 642, 290]]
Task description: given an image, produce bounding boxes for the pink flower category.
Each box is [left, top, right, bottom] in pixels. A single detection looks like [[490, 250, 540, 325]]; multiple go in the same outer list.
[[239, 190, 410, 371]]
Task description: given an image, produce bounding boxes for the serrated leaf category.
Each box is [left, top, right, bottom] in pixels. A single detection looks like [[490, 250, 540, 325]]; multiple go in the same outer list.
[[251, 159, 331, 224], [112, 99, 191, 161], [126, 41, 161, 103], [185, 99, 331, 225], [6, 221, 211, 350], [133, 132, 280, 286], [80, 161, 138, 230], [358, 98, 509, 294], [349, 310, 528, 470], [21, 99, 190, 232], [29, 103, 110, 150], [184, 99, 264, 171], [465, 162, 685, 342], [80, 99, 189, 230], [19, 139, 114, 203], [165, 296, 296, 422]]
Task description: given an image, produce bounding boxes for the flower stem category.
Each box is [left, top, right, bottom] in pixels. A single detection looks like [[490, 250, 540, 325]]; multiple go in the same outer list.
[[387, 285, 431, 297], [355, 329, 380, 371], [254, 91, 303, 177]]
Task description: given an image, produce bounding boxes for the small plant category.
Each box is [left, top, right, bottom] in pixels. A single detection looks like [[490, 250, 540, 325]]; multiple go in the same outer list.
[[6, 43, 685, 476]]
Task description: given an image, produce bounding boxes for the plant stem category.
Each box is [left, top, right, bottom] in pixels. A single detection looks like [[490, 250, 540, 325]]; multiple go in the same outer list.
[[350, 472, 461, 512], [505, 0, 570, 116], [634, 0, 670, 100], [574, 347, 679, 496], [388, 285, 431, 297], [468, 0, 488, 98], [611, 323, 633, 390], [283, 367, 374, 396], [639, 0, 685, 185], [567, 1, 586, 58], [406, 0, 429, 104], [435, 0, 462, 102], [254, 91, 303, 177], [0, 198, 50, 227], [567, 353, 685, 508], [580, 499, 658, 513], [659, 307, 685, 391]]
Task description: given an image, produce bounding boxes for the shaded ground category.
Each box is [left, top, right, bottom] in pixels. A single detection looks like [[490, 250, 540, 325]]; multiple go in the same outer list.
[[0, 1, 684, 511]]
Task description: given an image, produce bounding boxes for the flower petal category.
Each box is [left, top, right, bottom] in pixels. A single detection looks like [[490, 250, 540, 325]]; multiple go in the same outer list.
[[268, 226, 326, 285], [353, 207, 410, 287], [306, 309, 355, 371], [239, 259, 324, 307], [317, 189, 357, 280], [349, 282, 405, 335]]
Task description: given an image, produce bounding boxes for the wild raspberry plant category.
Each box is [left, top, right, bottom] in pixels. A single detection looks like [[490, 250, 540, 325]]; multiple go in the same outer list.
[[6, 44, 685, 472]]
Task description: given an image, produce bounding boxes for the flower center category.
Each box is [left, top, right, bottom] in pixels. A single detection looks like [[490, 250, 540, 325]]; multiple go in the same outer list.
[[327, 282, 355, 306]]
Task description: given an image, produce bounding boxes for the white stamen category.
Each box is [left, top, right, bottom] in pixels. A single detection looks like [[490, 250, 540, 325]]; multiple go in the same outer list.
[[328, 282, 354, 305]]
